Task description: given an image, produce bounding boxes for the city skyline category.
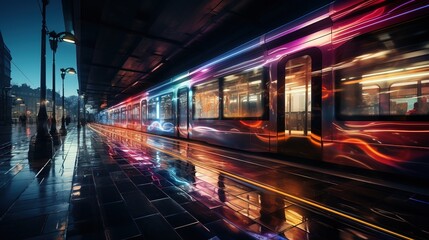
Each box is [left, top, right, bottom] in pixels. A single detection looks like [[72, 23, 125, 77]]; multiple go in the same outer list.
[[0, 0, 78, 97]]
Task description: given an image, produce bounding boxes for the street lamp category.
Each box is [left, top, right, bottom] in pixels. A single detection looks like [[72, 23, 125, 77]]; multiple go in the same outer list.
[[59, 67, 76, 136], [29, 0, 51, 160], [49, 31, 75, 145], [77, 89, 81, 129]]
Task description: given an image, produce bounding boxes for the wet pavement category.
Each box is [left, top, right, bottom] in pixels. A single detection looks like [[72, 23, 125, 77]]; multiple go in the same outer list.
[[0, 123, 428, 239], [0, 123, 76, 239]]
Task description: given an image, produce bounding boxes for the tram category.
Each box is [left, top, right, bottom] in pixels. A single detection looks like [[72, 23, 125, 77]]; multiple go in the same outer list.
[[98, 0, 429, 180]]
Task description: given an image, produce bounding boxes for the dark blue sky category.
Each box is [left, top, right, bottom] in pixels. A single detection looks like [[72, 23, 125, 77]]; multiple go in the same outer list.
[[0, 0, 78, 97]]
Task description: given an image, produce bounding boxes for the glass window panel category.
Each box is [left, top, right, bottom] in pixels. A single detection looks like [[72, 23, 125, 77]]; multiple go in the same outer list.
[[132, 103, 140, 121], [148, 97, 158, 120], [335, 15, 429, 119], [193, 80, 219, 119], [362, 85, 380, 115], [179, 90, 188, 121], [422, 81, 429, 114], [127, 105, 131, 120], [141, 100, 147, 122], [114, 110, 119, 121], [285, 55, 311, 135], [121, 107, 126, 123], [390, 82, 417, 115], [160, 93, 173, 120], [223, 67, 264, 118]]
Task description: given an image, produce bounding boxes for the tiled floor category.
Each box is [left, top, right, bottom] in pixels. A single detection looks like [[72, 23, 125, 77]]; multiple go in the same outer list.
[[0, 123, 428, 239], [0, 124, 76, 239]]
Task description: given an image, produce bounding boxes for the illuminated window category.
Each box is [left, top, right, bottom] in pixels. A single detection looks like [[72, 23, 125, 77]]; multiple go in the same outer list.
[[141, 100, 147, 123], [132, 103, 140, 121], [114, 109, 119, 122], [178, 88, 188, 123], [148, 97, 158, 120], [160, 93, 173, 120], [285, 55, 311, 135], [120, 107, 126, 123], [223, 67, 264, 118], [390, 82, 417, 115], [193, 80, 219, 119], [335, 15, 429, 119], [390, 81, 429, 115], [127, 105, 132, 120]]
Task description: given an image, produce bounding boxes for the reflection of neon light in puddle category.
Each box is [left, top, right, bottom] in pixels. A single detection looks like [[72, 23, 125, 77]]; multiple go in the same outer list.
[[167, 168, 192, 188], [90, 124, 413, 240]]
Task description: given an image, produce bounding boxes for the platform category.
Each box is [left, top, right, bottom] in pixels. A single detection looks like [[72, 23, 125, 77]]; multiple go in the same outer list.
[[0, 123, 428, 239]]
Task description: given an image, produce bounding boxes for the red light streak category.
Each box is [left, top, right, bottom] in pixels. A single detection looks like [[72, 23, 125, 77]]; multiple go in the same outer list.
[[341, 138, 403, 166], [321, 86, 330, 99], [239, 120, 263, 128]]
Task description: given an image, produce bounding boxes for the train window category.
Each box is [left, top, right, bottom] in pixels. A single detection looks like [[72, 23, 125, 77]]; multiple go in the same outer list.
[[193, 79, 219, 119], [335, 15, 429, 120], [160, 93, 173, 120], [131, 103, 140, 121], [120, 107, 126, 123], [361, 85, 380, 115], [141, 100, 147, 123], [148, 97, 159, 120], [127, 105, 131, 121], [285, 55, 312, 135], [114, 109, 119, 122], [223, 67, 264, 118], [390, 81, 429, 115]]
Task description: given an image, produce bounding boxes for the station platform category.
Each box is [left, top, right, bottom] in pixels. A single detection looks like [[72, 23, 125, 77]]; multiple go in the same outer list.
[[0, 123, 428, 239]]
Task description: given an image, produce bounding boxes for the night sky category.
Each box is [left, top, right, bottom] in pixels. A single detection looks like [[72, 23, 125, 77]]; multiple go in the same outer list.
[[0, 0, 78, 97]]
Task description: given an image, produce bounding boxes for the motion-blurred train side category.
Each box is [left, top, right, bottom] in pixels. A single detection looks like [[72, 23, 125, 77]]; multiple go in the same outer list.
[[97, 0, 429, 180]]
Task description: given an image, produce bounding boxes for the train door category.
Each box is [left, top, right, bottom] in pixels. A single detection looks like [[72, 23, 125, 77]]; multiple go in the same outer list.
[[278, 49, 322, 160], [177, 88, 189, 138]]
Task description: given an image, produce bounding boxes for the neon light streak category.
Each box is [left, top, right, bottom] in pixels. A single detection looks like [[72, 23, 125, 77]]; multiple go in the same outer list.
[[239, 120, 263, 128], [340, 138, 402, 166]]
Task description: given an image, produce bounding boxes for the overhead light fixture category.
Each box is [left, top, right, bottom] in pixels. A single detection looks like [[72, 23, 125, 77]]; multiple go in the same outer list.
[[61, 32, 76, 43]]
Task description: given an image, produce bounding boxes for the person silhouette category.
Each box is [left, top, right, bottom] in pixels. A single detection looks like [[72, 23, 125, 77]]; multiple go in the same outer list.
[[406, 102, 418, 115]]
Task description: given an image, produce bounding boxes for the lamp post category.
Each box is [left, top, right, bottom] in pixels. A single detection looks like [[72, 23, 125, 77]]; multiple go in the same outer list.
[[77, 89, 81, 129], [29, 0, 51, 160], [83, 94, 86, 126], [59, 67, 76, 136], [48, 31, 75, 145]]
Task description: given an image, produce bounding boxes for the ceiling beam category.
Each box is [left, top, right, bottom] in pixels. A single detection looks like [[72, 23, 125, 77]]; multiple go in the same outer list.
[[83, 62, 149, 74]]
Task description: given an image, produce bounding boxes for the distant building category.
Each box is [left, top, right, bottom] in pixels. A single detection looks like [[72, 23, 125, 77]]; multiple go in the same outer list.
[[10, 84, 40, 124], [0, 31, 12, 125], [10, 85, 67, 124]]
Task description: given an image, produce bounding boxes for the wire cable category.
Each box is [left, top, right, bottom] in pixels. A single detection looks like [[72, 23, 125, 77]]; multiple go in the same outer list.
[[11, 60, 36, 86]]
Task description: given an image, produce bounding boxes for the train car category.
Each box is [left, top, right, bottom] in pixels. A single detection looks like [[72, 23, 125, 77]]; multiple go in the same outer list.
[[99, 0, 429, 180]]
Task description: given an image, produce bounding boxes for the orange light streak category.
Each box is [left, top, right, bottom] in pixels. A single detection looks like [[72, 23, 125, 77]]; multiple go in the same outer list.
[[341, 138, 403, 166], [321, 86, 330, 99], [239, 120, 263, 128]]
